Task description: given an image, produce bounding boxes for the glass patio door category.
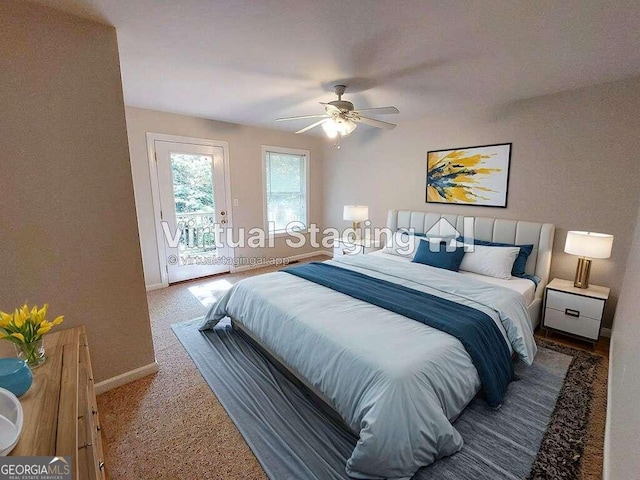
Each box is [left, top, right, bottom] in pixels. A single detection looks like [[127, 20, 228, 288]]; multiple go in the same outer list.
[[155, 140, 230, 283]]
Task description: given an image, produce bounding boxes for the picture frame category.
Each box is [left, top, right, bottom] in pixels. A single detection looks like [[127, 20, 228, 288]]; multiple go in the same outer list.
[[426, 142, 512, 208]]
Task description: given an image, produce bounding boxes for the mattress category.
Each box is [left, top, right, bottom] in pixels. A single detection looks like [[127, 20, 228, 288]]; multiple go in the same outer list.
[[368, 250, 537, 305]]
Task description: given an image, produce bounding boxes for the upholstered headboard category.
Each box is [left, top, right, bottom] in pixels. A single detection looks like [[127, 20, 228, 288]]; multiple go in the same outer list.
[[386, 210, 555, 326]]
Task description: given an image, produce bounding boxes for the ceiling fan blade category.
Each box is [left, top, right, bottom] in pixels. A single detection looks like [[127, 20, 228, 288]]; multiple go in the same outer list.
[[295, 118, 329, 134], [351, 106, 399, 115], [354, 116, 396, 130], [276, 114, 329, 122]]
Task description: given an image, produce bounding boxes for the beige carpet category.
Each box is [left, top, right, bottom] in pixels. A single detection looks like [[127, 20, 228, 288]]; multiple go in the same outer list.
[[97, 257, 608, 479], [95, 258, 322, 479]]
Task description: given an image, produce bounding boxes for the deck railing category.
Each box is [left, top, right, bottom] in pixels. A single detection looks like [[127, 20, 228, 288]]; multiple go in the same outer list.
[[176, 212, 217, 252]]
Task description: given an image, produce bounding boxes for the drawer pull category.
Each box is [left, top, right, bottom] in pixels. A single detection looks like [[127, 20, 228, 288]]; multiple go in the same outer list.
[[96, 425, 101, 431], [78, 443, 93, 450], [99, 461, 105, 471], [565, 308, 580, 318]]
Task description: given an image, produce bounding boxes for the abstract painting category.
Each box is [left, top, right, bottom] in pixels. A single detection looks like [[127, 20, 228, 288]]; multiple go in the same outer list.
[[426, 143, 511, 207]]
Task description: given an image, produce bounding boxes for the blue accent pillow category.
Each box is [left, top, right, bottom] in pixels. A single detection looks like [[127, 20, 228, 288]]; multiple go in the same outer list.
[[462, 239, 534, 277], [412, 239, 466, 272]]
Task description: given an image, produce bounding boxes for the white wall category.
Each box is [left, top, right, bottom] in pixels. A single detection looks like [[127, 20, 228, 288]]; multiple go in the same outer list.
[[323, 77, 640, 329], [606, 197, 640, 479], [125, 107, 326, 288], [0, 1, 154, 382]]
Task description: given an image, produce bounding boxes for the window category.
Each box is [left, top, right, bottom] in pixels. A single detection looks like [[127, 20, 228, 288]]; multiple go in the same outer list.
[[263, 146, 309, 235]]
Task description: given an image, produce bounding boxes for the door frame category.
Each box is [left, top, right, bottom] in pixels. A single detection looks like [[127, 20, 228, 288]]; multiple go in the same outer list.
[[146, 132, 233, 287]]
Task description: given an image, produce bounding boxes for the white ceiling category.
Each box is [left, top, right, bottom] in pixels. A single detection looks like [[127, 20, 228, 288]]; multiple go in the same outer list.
[[34, 0, 640, 133]]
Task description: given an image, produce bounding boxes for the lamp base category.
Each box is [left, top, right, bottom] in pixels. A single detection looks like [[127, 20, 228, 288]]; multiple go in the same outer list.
[[352, 221, 361, 240], [573, 257, 592, 289]]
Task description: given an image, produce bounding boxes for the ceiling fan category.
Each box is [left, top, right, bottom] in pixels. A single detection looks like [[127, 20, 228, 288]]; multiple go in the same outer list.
[[276, 85, 399, 142]]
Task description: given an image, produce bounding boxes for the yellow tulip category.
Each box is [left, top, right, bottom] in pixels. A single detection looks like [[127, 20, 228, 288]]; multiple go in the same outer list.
[[13, 309, 24, 328], [36, 326, 52, 336], [11, 332, 25, 343], [0, 304, 64, 347], [0, 312, 11, 328]]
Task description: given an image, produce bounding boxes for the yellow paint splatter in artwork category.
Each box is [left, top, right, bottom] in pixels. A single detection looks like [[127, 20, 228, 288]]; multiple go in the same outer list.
[[426, 149, 503, 204]]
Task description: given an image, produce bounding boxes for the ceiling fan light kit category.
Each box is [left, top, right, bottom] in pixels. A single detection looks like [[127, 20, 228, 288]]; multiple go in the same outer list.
[[276, 85, 399, 146], [322, 116, 357, 138]]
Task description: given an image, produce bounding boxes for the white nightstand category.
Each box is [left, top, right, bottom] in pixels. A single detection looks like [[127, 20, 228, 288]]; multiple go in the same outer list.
[[333, 237, 382, 258], [542, 278, 609, 344]]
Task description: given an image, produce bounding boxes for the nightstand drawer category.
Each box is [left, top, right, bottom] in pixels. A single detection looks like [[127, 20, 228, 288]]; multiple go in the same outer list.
[[546, 289, 604, 320], [544, 307, 601, 340]]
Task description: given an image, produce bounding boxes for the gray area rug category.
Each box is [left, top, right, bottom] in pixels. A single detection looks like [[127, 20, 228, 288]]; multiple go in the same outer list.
[[172, 318, 573, 480]]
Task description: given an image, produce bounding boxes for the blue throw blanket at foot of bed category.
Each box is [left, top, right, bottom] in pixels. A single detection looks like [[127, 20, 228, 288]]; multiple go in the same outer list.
[[282, 262, 514, 408]]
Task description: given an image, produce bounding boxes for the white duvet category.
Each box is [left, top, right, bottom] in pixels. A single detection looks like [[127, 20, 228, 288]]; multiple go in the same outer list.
[[200, 255, 536, 479]]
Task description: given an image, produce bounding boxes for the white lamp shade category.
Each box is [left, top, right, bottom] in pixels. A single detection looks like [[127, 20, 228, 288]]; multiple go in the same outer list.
[[322, 117, 357, 138], [322, 120, 339, 138], [343, 205, 369, 222], [337, 118, 357, 136], [564, 231, 613, 259]]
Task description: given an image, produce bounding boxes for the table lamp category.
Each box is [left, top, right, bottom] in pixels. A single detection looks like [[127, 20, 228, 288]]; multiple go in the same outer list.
[[564, 231, 613, 288], [343, 205, 369, 238]]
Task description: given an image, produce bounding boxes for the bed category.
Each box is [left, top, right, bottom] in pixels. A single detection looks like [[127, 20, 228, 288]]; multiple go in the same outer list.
[[200, 210, 555, 479]]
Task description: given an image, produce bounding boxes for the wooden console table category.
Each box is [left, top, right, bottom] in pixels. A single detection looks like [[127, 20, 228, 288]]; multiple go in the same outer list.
[[10, 325, 107, 479]]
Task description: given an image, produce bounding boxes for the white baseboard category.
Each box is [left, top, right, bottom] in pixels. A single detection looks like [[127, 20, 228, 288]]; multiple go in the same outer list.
[[603, 334, 614, 480], [95, 361, 160, 395], [601, 328, 612, 338], [146, 282, 167, 291], [231, 250, 332, 273]]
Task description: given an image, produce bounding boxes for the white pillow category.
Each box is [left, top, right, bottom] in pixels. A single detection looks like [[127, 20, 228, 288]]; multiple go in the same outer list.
[[383, 231, 421, 257], [459, 245, 520, 280]]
